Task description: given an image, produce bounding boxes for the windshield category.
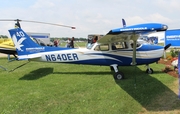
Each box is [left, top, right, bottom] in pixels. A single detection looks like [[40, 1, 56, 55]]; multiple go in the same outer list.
[[86, 43, 94, 49]]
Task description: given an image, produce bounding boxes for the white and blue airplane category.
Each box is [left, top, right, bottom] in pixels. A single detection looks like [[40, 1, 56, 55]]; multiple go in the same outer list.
[[8, 20, 170, 80]]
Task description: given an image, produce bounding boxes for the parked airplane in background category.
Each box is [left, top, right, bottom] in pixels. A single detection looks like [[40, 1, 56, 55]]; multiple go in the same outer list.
[[147, 31, 165, 43], [0, 19, 75, 57], [8, 19, 170, 80], [0, 38, 16, 56]]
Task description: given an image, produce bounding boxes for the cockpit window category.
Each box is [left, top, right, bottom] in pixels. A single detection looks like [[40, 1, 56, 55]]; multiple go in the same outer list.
[[94, 44, 109, 51], [112, 42, 128, 49], [112, 41, 141, 50], [86, 43, 94, 49]]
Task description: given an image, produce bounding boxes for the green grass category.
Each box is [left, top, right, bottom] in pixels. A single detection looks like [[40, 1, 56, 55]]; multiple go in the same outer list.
[[0, 58, 180, 114]]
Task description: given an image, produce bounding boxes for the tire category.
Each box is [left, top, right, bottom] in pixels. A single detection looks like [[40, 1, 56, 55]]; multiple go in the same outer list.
[[114, 71, 124, 80], [146, 68, 153, 74]]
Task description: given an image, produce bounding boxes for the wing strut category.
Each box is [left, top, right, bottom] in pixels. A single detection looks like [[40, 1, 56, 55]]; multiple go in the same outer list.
[[132, 33, 137, 88], [131, 33, 137, 66]]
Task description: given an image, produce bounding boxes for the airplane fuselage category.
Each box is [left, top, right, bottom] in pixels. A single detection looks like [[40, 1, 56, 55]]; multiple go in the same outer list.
[[30, 43, 164, 66]]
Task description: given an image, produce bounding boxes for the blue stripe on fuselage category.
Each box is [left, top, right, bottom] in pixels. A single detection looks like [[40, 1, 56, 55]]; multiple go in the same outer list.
[[83, 53, 160, 66], [61, 57, 160, 66], [137, 44, 163, 51]]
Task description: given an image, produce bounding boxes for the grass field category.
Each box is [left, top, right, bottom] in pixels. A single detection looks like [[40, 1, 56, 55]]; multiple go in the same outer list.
[[0, 57, 180, 114]]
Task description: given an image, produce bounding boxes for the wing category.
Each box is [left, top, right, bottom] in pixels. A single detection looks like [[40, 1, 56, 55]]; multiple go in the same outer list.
[[97, 32, 140, 44], [98, 22, 168, 44]]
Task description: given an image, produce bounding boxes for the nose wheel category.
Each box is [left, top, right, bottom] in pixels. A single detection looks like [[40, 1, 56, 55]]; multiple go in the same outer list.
[[146, 65, 153, 74]]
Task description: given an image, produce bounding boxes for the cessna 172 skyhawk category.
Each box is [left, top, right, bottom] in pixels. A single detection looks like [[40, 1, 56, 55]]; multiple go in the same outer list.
[[8, 21, 170, 80]]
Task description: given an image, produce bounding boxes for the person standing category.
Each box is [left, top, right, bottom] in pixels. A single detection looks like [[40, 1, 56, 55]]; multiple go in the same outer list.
[[70, 37, 74, 48], [92, 36, 98, 43], [54, 39, 58, 47], [66, 38, 71, 48]]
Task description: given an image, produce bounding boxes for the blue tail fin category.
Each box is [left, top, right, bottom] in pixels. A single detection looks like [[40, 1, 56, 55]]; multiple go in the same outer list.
[[122, 18, 126, 27], [8, 28, 45, 58]]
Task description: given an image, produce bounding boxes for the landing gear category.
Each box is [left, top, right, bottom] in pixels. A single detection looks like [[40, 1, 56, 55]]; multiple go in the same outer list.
[[110, 64, 154, 80], [146, 65, 153, 74], [110, 64, 124, 80], [114, 71, 124, 80]]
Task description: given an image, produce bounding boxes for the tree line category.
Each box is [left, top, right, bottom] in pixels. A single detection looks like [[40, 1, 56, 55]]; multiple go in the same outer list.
[[50, 37, 87, 42], [0, 35, 88, 42], [0, 35, 8, 38]]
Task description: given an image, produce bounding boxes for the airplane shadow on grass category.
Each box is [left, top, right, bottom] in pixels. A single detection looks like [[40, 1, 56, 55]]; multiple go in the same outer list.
[[19, 67, 112, 80], [18, 66, 180, 112], [115, 66, 180, 112], [53, 71, 112, 75], [19, 67, 53, 80]]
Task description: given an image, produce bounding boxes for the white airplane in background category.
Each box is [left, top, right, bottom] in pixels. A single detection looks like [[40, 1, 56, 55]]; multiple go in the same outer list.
[[8, 19, 171, 80], [147, 32, 165, 43]]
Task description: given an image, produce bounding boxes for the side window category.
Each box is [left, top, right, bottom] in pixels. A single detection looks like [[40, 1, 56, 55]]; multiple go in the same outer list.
[[130, 42, 141, 48], [113, 42, 128, 50], [94, 44, 109, 51], [94, 45, 100, 51], [100, 44, 109, 51]]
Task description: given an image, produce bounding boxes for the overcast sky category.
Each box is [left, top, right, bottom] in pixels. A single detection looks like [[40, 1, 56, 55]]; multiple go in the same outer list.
[[0, 0, 180, 38]]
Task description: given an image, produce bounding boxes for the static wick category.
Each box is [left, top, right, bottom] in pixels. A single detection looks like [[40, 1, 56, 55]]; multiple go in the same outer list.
[[71, 27, 76, 29]]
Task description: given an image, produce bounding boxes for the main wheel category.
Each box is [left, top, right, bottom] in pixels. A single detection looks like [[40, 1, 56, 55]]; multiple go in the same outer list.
[[146, 68, 153, 74], [114, 71, 124, 80]]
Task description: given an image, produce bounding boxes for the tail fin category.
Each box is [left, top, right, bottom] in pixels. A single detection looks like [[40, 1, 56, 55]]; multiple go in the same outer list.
[[122, 18, 126, 27], [8, 28, 45, 59]]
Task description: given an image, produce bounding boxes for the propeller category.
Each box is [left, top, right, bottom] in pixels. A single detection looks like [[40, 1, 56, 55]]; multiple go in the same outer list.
[[164, 43, 171, 50], [0, 19, 76, 29]]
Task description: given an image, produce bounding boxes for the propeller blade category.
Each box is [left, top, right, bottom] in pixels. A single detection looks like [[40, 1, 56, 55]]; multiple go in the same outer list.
[[164, 43, 171, 50]]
